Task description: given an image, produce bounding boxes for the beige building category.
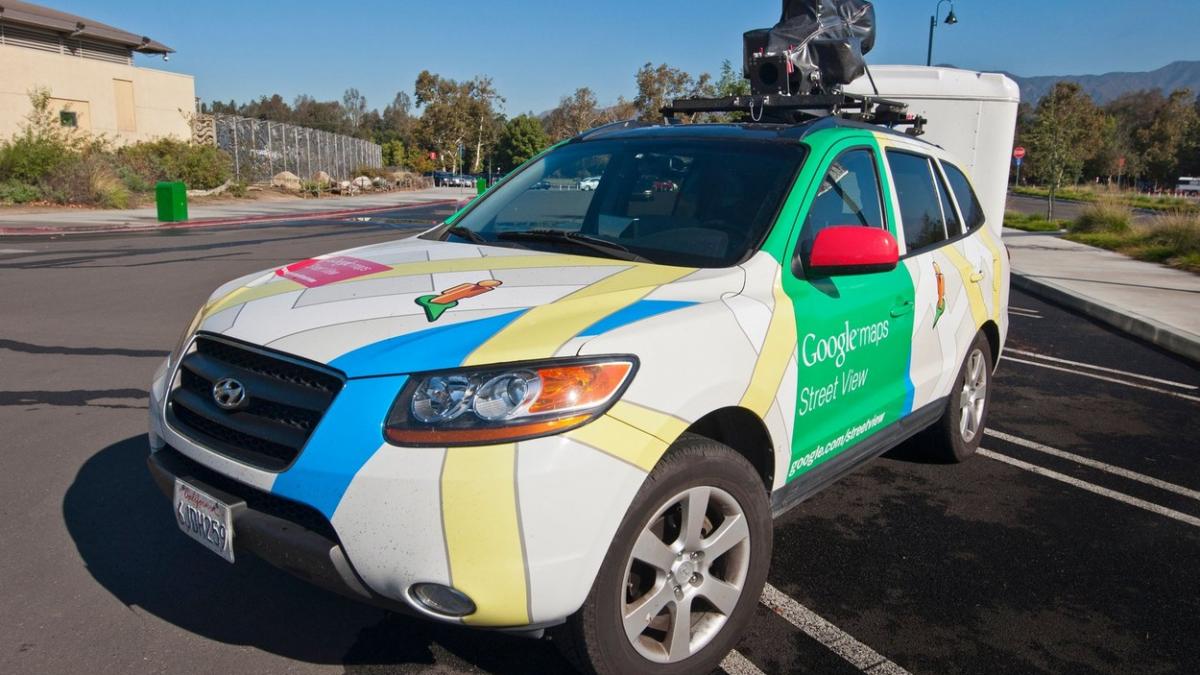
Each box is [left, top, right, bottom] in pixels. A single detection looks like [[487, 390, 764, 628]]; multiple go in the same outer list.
[[0, 1, 194, 144]]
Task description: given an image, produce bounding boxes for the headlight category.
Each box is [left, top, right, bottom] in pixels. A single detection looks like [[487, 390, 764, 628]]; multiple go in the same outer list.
[[384, 357, 637, 446]]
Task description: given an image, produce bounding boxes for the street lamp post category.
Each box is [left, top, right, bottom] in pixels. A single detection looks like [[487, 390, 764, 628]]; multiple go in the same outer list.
[[926, 0, 959, 66]]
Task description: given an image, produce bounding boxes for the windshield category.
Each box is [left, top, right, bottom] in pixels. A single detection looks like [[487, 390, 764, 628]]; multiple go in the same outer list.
[[437, 137, 806, 267]]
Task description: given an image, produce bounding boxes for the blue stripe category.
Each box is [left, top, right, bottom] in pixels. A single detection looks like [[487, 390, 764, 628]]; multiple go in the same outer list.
[[901, 350, 915, 415], [577, 300, 696, 338], [329, 309, 527, 377], [271, 375, 406, 519]]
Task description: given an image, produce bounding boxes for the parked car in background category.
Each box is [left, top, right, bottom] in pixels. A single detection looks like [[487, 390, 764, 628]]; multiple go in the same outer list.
[[579, 176, 602, 191], [1177, 177, 1200, 195]]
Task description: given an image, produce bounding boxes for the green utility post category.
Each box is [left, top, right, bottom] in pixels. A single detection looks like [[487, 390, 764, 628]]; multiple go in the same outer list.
[[155, 181, 188, 222], [476, 177, 487, 195]]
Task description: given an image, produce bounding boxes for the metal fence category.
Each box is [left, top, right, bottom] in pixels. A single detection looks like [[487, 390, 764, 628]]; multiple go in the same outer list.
[[192, 114, 382, 184]]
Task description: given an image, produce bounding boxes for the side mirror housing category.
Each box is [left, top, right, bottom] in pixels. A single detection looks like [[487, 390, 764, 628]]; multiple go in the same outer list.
[[802, 226, 899, 277]]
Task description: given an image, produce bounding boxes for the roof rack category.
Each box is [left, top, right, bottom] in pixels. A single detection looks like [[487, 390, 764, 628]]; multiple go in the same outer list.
[[661, 92, 927, 136]]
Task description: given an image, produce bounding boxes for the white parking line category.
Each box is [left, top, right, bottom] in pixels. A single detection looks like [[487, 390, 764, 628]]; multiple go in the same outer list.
[[721, 649, 767, 675], [979, 449, 1200, 529], [1008, 306, 1042, 314], [0, 248, 34, 254], [760, 583, 911, 674], [985, 429, 1200, 501], [1008, 310, 1043, 320], [1005, 348, 1198, 390], [1001, 356, 1200, 403]]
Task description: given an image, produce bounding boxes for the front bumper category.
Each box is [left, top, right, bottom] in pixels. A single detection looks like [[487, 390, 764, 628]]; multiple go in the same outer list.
[[149, 359, 663, 629], [147, 445, 412, 614]]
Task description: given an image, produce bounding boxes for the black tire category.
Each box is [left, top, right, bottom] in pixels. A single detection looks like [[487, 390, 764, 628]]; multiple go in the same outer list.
[[919, 330, 994, 463], [553, 434, 772, 675]]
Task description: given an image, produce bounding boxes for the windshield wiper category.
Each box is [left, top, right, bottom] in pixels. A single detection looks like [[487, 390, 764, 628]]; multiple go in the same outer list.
[[444, 226, 489, 245], [497, 229, 651, 263]]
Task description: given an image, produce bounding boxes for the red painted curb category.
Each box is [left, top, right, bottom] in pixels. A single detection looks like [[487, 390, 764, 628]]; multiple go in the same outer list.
[[0, 198, 466, 237]]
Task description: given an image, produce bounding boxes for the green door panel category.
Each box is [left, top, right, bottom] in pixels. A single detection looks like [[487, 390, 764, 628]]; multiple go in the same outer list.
[[778, 133, 916, 482]]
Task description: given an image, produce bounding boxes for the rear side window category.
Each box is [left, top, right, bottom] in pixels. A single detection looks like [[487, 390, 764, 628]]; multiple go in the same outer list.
[[935, 169, 962, 236], [942, 162, 986, 232], [886, 150, 948, 252], [799, 148, 885, 256]]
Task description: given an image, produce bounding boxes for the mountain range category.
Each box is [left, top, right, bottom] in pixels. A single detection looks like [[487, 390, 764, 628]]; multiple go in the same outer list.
[[1003, 60, 1200, 104]]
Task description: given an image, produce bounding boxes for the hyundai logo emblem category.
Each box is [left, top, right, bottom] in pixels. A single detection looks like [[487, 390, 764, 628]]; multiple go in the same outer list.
[[212, 377, 247, 410]]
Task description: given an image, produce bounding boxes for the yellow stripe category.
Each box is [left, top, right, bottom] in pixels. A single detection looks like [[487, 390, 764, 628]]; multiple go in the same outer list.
[[206, 253, 621, 316], [568, 415, 669, 472], [942, 246, 988, 327], [463, 264, 696, 366], [738, 272, 797, 417], [608, 400, 689, 444], [977, 228, 1004, 322], [440, 443, 529, 626]]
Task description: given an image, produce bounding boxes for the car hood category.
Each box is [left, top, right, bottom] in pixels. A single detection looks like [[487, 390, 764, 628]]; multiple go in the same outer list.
[[194, 237, 745, 378]]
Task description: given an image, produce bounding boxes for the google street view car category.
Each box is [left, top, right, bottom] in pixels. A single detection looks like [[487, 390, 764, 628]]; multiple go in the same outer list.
[[147, 2, 1018, 672]]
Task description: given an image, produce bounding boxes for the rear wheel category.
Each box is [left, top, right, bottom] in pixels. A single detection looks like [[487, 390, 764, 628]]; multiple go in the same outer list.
[[920, 331, 993, 463], [554, 435, 772, 674]]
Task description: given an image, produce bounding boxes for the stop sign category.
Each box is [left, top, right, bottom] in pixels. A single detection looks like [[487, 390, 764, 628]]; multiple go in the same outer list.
[[1013, 147, 1026, 160]]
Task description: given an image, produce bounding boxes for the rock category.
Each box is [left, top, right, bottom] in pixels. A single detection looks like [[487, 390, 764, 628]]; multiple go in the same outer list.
[[271, 171, 301, 191], [372, 177, 390, 188], [352, 176, 372, 190], [311, 170, 331, 184]]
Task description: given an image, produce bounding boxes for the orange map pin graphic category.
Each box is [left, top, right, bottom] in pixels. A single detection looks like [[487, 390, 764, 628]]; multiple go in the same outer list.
[[415, 279, 502, 322]]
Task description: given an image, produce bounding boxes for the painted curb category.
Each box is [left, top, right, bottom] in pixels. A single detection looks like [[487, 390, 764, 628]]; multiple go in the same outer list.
[[1011, 271, 1200, 365], [0, 198, 465, 237]]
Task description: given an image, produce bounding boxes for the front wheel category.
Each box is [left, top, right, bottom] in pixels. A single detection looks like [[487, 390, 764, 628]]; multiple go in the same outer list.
[[554, 435, 772, 674]]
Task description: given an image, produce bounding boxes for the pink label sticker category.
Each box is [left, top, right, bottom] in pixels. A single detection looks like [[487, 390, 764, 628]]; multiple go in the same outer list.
[[275, 256, 391, 288]]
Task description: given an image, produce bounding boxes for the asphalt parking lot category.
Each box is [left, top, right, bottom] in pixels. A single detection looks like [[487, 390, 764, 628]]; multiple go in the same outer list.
[[1, 207, 1197, 674]]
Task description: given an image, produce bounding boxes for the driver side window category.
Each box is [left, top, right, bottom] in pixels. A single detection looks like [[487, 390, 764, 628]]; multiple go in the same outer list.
[[798, 148, 885, 259]]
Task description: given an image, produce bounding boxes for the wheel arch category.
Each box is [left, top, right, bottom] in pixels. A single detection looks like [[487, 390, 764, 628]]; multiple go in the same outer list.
[[980, 319, 1001, 369], [678, 406, 775, 493]]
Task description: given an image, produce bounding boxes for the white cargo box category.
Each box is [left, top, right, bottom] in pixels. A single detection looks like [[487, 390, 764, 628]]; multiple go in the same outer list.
[[845, 66, 1021, 238]]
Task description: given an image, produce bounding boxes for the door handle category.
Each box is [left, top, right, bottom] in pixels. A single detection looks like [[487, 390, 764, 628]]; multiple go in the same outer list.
[[890, 300, 915, 317], [969, 270, 985, 283]]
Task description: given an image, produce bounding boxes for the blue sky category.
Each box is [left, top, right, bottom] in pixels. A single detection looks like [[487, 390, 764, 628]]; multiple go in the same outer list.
[[55, 0, 1200, 115]]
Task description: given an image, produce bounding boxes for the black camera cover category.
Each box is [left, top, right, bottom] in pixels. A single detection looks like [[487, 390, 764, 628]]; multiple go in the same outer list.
[[744, 0, 876, 92]]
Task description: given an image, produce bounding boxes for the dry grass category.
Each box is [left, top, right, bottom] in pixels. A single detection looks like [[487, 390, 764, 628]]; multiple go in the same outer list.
[[1067, 209, 1200, 273]]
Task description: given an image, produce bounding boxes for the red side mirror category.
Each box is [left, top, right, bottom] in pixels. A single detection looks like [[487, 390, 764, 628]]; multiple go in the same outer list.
[[807, 226, 900, 276]]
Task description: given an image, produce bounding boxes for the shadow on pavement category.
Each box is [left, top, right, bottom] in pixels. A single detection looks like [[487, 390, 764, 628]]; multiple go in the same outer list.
[[62, 435, 574, 674]]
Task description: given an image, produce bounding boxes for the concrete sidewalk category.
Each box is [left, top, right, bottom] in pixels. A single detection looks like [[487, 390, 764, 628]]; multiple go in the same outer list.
[[0, 187, 475, 235], [1004, 227, 1200, 363]]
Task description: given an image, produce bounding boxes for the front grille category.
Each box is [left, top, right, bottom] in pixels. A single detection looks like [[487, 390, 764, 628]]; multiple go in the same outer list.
[[167, 335, 344, 472]]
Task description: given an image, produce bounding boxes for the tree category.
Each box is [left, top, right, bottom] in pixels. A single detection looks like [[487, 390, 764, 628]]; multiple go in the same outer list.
[[240, 94, 292, 123], [1103, 90, 1165, 185], [414, 71, 474, 173], [293, 95, 350, 134], [1136, 89, 1198, 188], [342, 88, 368, 130], [1026, 82, 1105, 218], [466, 76, 504, 173], [496, 114, 550, 172], [633, 63, 699, 124], [544, 88, 604, 141], [381, 140, 405, 167]]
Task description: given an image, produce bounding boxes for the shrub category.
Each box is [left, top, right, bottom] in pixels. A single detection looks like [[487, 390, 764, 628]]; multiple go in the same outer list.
[[0, 179, 41, 204], [117, 139, 231, 190], [89, 166, 131, 209], [1071, 198, 1133, 234]]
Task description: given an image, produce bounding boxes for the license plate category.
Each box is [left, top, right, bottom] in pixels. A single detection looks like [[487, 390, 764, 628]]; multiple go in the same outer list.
[[173, 479, 235, 563]]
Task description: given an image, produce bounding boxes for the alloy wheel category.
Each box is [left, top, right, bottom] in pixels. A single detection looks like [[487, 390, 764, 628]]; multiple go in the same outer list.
[[959, 348, 987, 442], [620, 485, 751, 663]]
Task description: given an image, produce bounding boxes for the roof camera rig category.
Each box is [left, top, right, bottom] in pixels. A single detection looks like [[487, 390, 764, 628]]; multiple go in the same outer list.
[[662, 0, 926, 135]]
